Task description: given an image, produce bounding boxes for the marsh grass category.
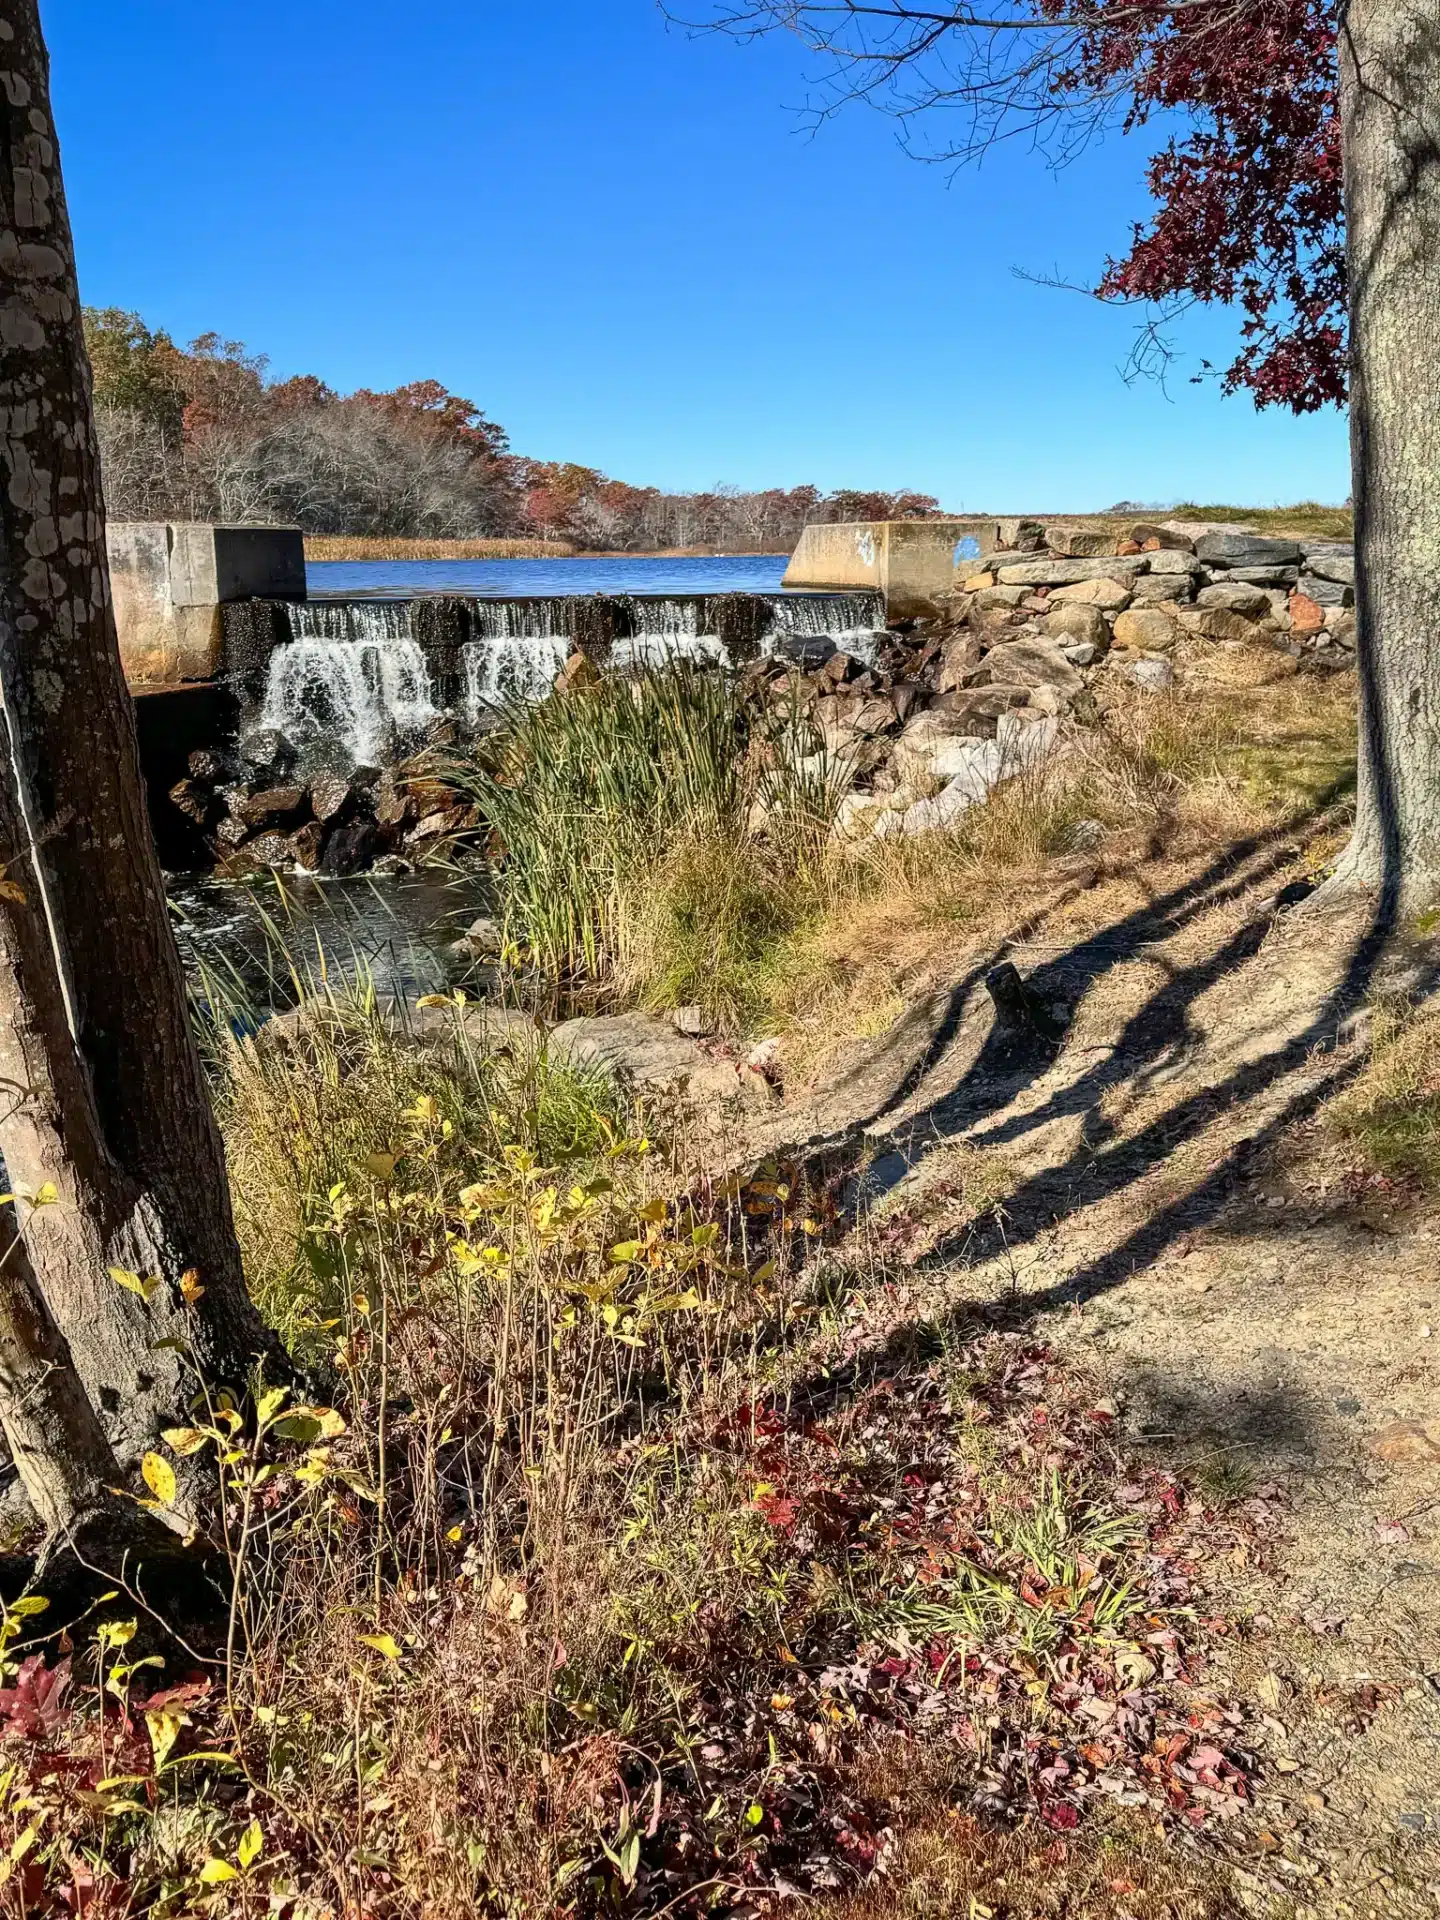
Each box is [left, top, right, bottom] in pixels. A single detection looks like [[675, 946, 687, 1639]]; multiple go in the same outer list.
[[453, 666, 840, 1028]]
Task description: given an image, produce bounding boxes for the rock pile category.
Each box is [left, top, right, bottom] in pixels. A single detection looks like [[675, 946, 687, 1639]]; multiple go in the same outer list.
[[167, 744, 479, 878], [727, 516, 1355, 843]]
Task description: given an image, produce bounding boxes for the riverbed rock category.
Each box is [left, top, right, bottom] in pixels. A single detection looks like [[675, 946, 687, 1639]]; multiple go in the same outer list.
[[1126, 656, 1176, 692], [168, 777, 216, 827], [290, 822, 325, 871], [310, 772, 357, 823]]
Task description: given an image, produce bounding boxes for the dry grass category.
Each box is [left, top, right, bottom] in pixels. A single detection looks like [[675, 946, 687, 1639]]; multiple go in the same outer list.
[[304, 536, 578, 561], [1330, 998, 1440, 1188], [1168, 499, 1353, 539]]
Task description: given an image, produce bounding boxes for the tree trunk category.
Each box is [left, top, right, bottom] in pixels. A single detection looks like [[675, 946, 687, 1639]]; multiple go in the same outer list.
[[1330, 0, 1440, 906], [0, 0, 281, 1457]]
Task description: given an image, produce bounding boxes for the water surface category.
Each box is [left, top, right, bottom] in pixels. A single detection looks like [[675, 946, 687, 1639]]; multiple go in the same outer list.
[[307, 554, 791, 600]]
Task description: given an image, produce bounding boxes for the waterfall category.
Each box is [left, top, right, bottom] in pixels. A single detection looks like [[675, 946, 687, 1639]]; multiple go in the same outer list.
[[255, 589, 889, 761], [258, 601, 438, 766], [767, 591, 885, 659]]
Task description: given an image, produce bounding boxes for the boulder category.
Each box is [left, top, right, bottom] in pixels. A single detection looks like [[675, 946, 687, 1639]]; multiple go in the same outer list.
[[187, 748, 232, 783], [230, 831, 293, 872], [1061, 641, 1098, 667], [238, 784, 309, 831], [1196, 582, 1272, 616], [1194, 532, 1304, 568], [1304, 547, 1355, 586], [834, 790, 902, 841], [215, 816, 248, 849], [1049, 577, 1133, 612], [1126, 522, 1195, 551], [310, 772, 356, 823], [1044, 601, 1110, 650], [994, 517, 1046, 551], [1129, 573, 1195, 605], [1219, 565, 1300, 587], [1177, 606, 1262, 645], [1112, 607, 1179, 653], [290, 822, 325, 870], [981, 634, 1085, 696], [972, 584, 1030, 608], [1045, 524, 1116, 558], [320, 819, 381, 875], [549, 1011, 747, 1105], [996, 555, 1148, 587], [1297, 572, 1352, 607], [936, 634, 984, 693], [930, 684, 1032, 735], [1144, 548, 1203, 576], [167, 777, 215, 827]]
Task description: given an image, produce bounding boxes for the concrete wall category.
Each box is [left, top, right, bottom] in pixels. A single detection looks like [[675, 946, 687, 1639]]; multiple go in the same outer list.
[[107, 522, 305, 687], [783, 518, 997, 619]]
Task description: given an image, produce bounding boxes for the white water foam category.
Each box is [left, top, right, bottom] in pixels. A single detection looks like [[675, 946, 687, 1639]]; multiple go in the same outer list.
[[259, 603, 438, 765]]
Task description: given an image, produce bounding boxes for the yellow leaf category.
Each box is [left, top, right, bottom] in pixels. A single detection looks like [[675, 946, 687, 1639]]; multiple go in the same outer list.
[[358, 1632, 402, 1662], [446, 1524, 463, 1542], [364, 1151, 396, 1180], [508, 1589, 528, 1621], [30, 1182, 56, 1207], [163, 1426, 209, 1457], [199, 1858, 237, 1884], [256, 1385, 289, 1426], [141, 1453, 177, 1507], [179, 1269, 206, 1304], [770, 1693, 794, 1711], [8, 1596, 47, 1618], [108, 1267, 159, 1302], [146, 1706, 186, 1769], [236, 1818, 263, 1870]]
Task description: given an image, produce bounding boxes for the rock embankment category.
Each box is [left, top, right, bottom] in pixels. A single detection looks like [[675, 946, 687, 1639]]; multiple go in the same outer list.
[[729, 516, 1355, 843], [166, 749, 478, 878]]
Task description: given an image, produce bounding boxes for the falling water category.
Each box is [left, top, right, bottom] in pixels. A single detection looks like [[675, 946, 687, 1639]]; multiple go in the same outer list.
[[257, 601, 438, 766], [253, 590, 888, 761]]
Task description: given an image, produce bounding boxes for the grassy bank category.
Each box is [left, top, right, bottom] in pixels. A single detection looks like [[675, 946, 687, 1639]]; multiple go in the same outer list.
[[1167, 500, 1353, 539]]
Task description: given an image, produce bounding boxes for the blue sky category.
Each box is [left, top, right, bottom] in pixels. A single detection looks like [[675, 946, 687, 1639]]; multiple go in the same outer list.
[[46, 0, 1348, 510]]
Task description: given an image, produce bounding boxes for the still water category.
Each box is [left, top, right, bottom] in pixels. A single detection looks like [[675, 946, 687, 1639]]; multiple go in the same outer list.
[[170, 871, 485, 1024], [307, 554, 791, 600]]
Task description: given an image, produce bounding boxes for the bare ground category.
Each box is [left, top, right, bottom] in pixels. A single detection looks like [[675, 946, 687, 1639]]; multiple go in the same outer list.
[[731, 818, 1440, 1917]]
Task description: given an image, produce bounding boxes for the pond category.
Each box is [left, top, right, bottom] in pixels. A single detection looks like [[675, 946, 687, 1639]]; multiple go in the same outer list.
[[307, 554, 792, 601]]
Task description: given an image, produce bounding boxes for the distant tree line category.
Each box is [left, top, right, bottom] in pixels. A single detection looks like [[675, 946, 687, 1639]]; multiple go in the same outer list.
[[84, 309, 940, 550]]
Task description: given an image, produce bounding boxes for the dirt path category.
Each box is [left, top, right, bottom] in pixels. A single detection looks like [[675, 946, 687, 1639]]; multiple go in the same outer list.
[[742, 833, 1440, 1916]]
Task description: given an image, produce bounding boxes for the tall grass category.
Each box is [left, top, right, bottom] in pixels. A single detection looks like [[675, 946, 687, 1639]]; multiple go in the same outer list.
[[453, 666, 840, 1026]]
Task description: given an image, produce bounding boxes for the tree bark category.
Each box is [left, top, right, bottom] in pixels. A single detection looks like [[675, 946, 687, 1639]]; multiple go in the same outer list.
[[1330, 0, 1440, 907], [0, 0, 280, 1457]]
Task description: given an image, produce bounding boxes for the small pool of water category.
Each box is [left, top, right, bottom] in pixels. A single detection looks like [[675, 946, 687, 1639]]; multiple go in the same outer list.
[[307, 554, 792, 600], [170, 871, 486, 1026]]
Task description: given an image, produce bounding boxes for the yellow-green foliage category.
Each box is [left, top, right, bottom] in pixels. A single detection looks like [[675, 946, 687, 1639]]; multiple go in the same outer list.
[[1331, 999, 1440, 1187]]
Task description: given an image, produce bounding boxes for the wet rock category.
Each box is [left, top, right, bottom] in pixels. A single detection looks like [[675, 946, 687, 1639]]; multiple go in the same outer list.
[[310, 772, 357, 824], [461, 914, 504, 957], [238, 785, 309, 831], [215, 816, 248, 849], [773, 634, 837, 670], [320, 819, 381, 876], [290, 822, 325, 871], [239, 729, 298, 779], [168, 777, 216, 827], [187, 748, 233, 783], [228, 832, 294, 873]]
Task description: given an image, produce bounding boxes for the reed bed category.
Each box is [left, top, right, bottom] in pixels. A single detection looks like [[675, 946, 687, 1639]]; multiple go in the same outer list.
[[303, 536, 578, 561]]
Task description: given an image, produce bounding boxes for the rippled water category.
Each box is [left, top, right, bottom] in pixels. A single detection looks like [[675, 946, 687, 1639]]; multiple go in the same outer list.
[[170, 871, 485, 1024], [307, 554, 791, 600]]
